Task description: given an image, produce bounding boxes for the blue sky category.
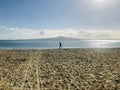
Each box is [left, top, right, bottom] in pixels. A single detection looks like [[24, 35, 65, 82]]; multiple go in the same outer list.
[[0, 0, 79, 29], [0, 0, 120, 39]]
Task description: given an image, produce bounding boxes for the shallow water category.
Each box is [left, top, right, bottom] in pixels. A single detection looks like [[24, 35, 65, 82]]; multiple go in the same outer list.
[[0, 40, 120, 49]]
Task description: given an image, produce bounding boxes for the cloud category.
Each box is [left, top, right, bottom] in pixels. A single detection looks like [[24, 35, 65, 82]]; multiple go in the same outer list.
[[39, 30, 45, 35], [77, 29, 120, 39], [0, 25, 120, 40]]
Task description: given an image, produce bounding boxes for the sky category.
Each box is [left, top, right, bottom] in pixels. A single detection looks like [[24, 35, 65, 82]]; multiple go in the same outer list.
[[0, 0, 120, 39]]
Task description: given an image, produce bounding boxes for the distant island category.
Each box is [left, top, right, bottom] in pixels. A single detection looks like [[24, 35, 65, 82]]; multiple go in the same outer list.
[[42, 36, 81, 41], [0, 36, 119, 41], [13, 36, 81, 41]]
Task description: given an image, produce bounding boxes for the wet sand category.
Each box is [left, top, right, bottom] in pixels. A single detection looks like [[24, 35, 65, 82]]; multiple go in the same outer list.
[[0, 48, 120, 90]]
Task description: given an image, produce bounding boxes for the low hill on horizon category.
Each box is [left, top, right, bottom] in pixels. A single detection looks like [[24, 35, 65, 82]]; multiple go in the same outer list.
[[14, 36, 81, 41], [43, 36, 80, 40]]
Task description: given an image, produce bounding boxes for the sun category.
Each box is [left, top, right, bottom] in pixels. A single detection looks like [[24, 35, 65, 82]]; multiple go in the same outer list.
[[94, 0, 108, 4], [91, 0, 112, 7], [95, 0, 106, 3]]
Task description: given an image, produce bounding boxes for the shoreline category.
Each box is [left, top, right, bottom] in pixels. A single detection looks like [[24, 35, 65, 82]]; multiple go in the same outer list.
[[0, 47, 120, 50]]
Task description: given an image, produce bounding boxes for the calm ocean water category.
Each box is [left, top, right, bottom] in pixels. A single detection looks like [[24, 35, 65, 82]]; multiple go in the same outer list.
[[0, 40, 120, 49]]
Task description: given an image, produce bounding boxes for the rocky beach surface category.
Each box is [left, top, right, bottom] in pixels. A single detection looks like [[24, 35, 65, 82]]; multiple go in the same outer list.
[[0, 48, 120, 90]]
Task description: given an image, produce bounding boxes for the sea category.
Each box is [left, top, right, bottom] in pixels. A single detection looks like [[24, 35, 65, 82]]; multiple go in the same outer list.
[[0, 40, 120, 49]]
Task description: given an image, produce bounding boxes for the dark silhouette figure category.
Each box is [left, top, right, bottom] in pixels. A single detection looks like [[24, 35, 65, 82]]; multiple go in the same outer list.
[[59, 42, 62, 49]]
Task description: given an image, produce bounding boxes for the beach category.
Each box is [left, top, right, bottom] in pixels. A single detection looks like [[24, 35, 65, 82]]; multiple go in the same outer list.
[[0, 48, 120, 90]]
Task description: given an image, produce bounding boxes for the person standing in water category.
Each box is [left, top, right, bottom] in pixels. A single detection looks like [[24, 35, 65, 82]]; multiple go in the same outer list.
[[59, 42, 62, 49]]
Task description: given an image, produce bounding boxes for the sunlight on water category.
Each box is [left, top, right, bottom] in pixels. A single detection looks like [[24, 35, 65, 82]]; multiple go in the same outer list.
[[89, 40, 120, 48]]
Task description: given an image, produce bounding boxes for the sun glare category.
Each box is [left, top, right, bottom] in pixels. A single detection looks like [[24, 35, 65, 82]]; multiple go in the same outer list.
[[93, 0, 109, 6], [94, 0, 114, 5], [95, 0, 107, 3], [90, 0, 114, 8]]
